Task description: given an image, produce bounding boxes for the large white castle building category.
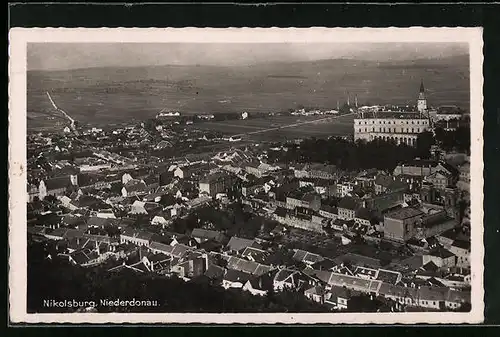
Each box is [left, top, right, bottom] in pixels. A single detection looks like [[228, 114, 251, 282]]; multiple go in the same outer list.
[[353, 81, 431, 146]]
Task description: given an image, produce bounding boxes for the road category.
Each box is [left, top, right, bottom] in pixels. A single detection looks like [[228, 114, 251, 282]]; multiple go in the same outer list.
[[232, 112, 356, 137]]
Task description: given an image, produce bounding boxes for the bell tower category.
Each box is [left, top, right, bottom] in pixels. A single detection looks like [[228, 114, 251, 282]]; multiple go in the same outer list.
[[417, 80, 427, 114]]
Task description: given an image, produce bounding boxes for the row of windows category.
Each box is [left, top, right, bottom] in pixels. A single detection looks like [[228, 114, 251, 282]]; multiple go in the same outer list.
[[356, 120, 428, 125], [356, 128, 424, 133]]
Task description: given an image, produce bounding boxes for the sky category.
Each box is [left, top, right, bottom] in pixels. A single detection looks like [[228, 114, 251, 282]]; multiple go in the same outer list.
[[27, 42, 469, 71]]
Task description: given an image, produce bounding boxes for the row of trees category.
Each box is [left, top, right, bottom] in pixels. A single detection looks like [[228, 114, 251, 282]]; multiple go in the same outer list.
[[268, 136, 427, 173]]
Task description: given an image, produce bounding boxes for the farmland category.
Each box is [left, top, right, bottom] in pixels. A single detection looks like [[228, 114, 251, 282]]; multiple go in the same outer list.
[[188, 113, 356, 141]]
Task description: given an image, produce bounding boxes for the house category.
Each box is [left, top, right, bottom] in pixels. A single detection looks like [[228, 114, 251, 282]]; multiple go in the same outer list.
[[222, 255, 273, 276], [416, 286, 449, 310], [149, 241, 192, 259], [286, 192, 321, 211], [393, 159, 458, 178], [241, 246, 269, 263], [120, 229, 156, 247], [319, 205, 338, 220], [58, 195, 79, 211], [142, 252, 172, 273], [353, 266, 378, 280], [129, 200, 148, 215], [378, 282, 418, 307], [171, 253, 209, 279], [199, 172, 233, 197], [304, 285, 327, 304], [273, 268, 314, 291], [423, 247, 457, 268], [191, 228, 225, 244], [354, 207, 372, 227], [121, 179, 148, 198], [242, 271, 275, 296], [222, 269, 253, 289], [449, 239, 470, 267], [151, 215, 169, 226], [204, 263, 226, 284], [383, 207, 424, 242], [375, 269, 402, 285], [424, 171, 455, 190], [173, 162, 209, 179], [445, 288, 471, 310], [95, 208, 116, 219], [226, 236, 261, 253], [292, 249, 324, 266], [324, 286, 351, 310], [39, 175, 78, 200], [245, 161, 265, 178], [337, 196, 359, 220], [336, 181, 355, 198]]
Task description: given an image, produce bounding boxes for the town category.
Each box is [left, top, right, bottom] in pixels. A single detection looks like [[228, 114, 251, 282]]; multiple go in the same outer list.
[[27, 81, 472, 313]]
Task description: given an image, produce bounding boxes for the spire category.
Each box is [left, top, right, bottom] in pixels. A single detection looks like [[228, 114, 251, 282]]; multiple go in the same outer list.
[[419, 80, 425, 93]]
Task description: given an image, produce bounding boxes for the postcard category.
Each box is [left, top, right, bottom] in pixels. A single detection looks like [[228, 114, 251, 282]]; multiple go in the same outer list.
[[8, 27, 484, 324]]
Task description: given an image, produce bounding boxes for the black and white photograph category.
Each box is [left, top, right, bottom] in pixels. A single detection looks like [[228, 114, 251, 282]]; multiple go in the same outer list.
[[8, 28, 484, 324]]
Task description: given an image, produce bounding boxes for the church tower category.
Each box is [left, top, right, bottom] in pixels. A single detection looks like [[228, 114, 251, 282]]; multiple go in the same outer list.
[[417, 80, 427, 114]]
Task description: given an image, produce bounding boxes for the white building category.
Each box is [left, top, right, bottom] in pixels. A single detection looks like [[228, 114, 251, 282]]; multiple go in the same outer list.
[[354, 82, 431, 146], [354, 112, 430, 146]]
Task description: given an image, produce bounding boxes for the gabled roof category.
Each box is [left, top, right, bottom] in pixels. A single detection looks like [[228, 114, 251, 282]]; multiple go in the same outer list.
[[451, 239, 470, 251], [241, 246, 269, 263], [338, 196, 358, 211], [421, 260, 439, 272], [204, 264, 225, 280], [376, 269, 401, 285], [224, 269, 253, 284], [292, 249, 324, 265], [334, 252, 382, 269], [274, 269, 298, 283], [191, 228, 224, 242], [43, 176, 73, 191], [374, 175, 394, 188], [223, 255, 272, 276], [226, 236, 256, 252], [428, 247, 456, 259]]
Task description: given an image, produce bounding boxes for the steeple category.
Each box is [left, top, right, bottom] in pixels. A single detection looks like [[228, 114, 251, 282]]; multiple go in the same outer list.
[[417, 80, 427, 114]]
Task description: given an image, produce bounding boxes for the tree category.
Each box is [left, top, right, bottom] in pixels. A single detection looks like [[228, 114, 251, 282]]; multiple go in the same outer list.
[[416, 131, 435, 159], [347, 294, 389, 312]]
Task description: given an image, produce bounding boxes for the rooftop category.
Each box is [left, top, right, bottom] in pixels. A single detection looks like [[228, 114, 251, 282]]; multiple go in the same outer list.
[[385, 207, 424, 220]]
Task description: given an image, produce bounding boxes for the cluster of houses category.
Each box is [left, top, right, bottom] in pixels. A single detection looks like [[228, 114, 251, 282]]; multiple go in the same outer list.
[[27, 129, 471, 312]]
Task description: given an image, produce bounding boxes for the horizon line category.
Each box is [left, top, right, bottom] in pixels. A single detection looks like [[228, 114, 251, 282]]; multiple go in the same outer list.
[[27, 53, 470, 73]]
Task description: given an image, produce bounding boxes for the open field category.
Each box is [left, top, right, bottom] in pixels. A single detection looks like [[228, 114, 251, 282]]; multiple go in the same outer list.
[[27, 55, 469, 131], [189, 113, 356, 141]]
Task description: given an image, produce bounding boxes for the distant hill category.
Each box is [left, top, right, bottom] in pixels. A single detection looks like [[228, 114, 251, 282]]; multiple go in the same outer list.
[[27, 55, 470, 129]]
